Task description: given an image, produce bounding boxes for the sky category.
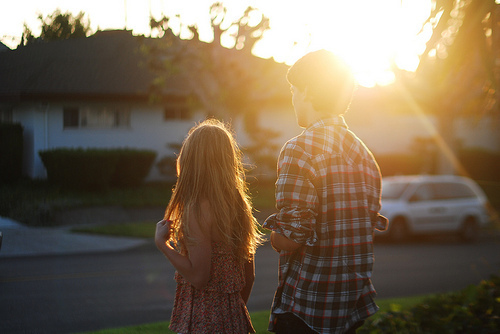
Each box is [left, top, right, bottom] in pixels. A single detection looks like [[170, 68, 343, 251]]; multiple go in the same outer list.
[[0, 0, 434, 87]]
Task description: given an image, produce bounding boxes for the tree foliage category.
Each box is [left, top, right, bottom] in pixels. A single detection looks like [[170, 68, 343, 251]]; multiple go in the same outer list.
[[147, 1, 271, 113], [20, 9, 92, 46], [398, 0, 499, 173], [146, 3, 280, 178], [416, 0, 497, 116]]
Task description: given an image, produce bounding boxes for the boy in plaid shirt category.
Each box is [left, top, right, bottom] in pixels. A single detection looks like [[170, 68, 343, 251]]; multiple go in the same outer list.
[[262, 50, 387, 334]]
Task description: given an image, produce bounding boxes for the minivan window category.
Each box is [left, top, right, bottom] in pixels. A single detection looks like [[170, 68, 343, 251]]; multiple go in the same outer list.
[[433, 182, 476, 200], [409, 184, 434, 202], [382, 181, 409, 199]]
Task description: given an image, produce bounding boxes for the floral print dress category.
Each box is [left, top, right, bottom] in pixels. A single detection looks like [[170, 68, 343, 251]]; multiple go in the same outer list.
[[169, 241, 255, 334]]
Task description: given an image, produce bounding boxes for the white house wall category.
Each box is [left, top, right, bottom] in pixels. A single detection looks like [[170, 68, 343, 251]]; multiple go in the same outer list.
[[253, 105, 434, 157], [345, 109, 439, 155], [455, 116, 500, 151], [255, 106, 500, 160], [14, 103, 200, 180]]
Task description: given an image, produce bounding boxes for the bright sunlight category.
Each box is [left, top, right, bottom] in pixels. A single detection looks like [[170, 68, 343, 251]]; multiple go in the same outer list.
[[253, 0, 433, 87]]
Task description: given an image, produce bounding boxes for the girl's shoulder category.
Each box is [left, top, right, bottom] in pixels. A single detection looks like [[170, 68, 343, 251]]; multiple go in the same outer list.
[[196, 199, 224, 242]]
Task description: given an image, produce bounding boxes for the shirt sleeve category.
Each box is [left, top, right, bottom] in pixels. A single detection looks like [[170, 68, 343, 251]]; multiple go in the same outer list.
[[369, 163, 388, 232], [262, 141, 319, 246]]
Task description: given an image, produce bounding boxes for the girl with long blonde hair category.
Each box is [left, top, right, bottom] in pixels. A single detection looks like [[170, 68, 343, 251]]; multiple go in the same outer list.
[[155, 119, 262, 333]]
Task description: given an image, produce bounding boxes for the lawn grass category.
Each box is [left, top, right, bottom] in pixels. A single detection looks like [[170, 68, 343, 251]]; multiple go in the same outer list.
[[72, 221, 157, 238], [0, 180, 175, 226], [0, 179, 276, 226], [79, 295, 430, 334]]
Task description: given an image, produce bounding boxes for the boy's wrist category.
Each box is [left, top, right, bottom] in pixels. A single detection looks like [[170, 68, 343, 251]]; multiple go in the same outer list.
[[270, 232, 281, 253]]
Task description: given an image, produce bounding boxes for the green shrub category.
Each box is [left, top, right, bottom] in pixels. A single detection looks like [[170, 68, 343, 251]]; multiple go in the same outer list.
[[110, 149, 157, 188], [363, 311, 420, 333], [39, 148, 157, 191], [413, 276, 500, 333], [360, 275, 500, 333], [0, 123, 23, 184], [39, 148, 118, 191]]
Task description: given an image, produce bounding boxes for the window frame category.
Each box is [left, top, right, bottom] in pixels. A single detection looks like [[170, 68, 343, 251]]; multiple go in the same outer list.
[[163, 102, 192, 121], [63, 106, 131, 129]]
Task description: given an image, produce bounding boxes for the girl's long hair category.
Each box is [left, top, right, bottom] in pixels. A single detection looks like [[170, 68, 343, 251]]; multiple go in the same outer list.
[[164, 119, 262, 261]]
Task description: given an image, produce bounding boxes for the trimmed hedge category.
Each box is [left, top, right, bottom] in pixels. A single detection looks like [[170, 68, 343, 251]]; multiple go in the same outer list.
[[39, 148, 118, 191], [0, 123, 23, 184], [111, 149, 157, 187], [39, 148, 156, 191]]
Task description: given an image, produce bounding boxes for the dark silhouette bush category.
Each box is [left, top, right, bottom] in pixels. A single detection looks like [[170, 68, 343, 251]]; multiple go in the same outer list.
[[360, 275, 500, 333], [0, 123, 23, 184], [39, 148, 156, 191], [39, 148, 119, 191], [110, 149, 157, 188]]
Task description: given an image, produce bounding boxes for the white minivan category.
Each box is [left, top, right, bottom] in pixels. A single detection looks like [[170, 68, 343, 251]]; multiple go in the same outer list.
[[378, 175, 492, 242]]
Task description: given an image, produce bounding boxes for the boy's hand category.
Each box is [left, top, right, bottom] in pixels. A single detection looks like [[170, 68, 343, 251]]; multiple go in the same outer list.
[[270, 231, 301, 252]]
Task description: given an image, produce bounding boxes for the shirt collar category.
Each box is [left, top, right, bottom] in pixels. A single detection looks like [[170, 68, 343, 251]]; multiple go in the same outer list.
[[306, 115, 348, 131]]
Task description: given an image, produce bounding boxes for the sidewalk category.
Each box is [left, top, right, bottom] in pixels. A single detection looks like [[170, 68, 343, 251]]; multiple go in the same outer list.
[[0, 208, 276, 259], [0, 216, 148, 258]]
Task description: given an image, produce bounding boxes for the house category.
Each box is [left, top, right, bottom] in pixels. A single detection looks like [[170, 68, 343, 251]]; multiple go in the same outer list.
[[346, 84, 500, 157], [0, 30, 497, 182], [0, 30, 295, 181], [0, 42, 9, 53]]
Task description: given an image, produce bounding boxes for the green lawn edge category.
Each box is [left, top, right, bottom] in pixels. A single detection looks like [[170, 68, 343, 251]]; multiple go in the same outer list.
[[78, 295, 430, 334]]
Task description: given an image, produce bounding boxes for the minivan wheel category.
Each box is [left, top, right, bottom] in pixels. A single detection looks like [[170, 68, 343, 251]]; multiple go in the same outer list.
[[460, 217, 479, 243], [390, 218, 408, 243]]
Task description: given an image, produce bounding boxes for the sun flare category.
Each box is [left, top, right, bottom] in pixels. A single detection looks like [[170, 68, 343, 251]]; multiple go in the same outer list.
[[254, 0, 432, 87]]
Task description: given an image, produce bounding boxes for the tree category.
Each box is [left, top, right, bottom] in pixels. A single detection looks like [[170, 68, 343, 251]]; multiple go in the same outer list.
[[20, 9, 92, 46], [146, 3, 280, 180], [400, 0, 499, 174]]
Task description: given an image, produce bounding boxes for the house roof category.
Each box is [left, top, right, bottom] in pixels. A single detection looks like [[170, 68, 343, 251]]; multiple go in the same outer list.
[[0, 30, 190, 103], [0, 41, 9, 52], [0, 29, 291, 106]]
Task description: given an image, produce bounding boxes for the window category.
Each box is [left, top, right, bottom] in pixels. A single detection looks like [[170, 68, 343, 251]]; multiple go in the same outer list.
[[409, 184, 434, 202], [163, 103, 191, 120], [63, 107, 79, 127], [433, 182, 476, 200], [63, 106, 130, 129], [382, 181, 409, 200]]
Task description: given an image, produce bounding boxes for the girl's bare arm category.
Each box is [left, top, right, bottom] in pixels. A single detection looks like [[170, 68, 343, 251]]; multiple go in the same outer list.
[[155, 208, 212, 290]]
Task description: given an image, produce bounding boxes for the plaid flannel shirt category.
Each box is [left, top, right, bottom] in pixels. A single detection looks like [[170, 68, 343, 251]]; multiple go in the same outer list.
[[263, 116, 388, 334]]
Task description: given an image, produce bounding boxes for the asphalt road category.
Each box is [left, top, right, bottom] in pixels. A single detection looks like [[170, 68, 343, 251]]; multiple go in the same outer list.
[[1, 236, 499, 334]]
